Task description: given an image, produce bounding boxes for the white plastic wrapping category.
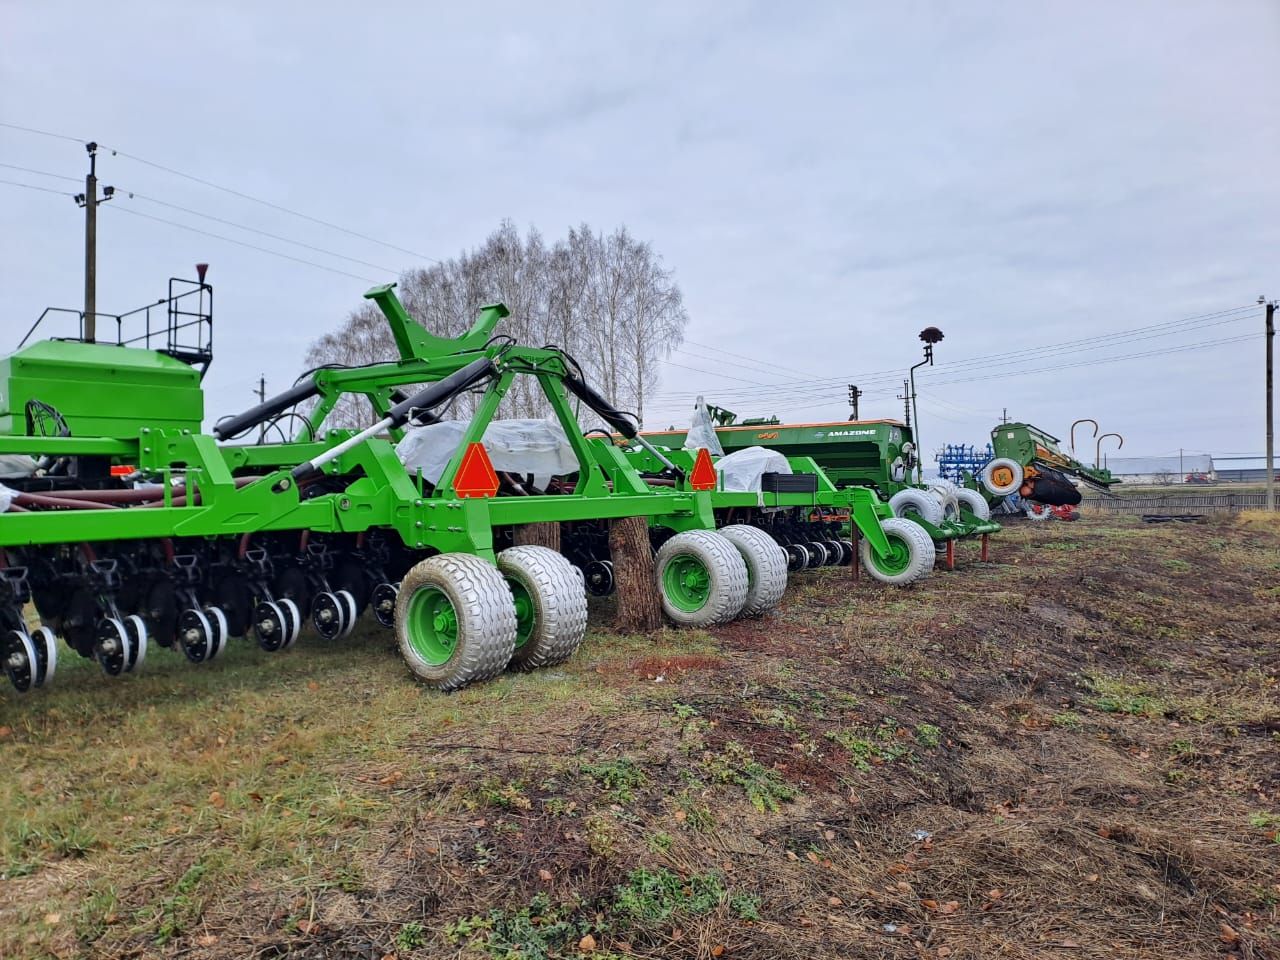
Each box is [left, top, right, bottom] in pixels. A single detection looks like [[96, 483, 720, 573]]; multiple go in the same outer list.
[[715, 445, 792, 493], [396, 418, 579, 489], [0, 454, 36, 479], [683, 396, 725, 457], [0, 483, 16, 514]]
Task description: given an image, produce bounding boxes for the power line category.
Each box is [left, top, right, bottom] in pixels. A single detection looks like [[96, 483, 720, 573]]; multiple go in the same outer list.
[[120, 189, 399, 275], [679, 337, 814, 378], [0, 177, 74, 197], [652, 304, 1259, 403], [648, 330, 1261, 419], [103, 204, 382, 283], [102, 145, 441, 264], [0, 161, 80, 183], [0, 120, 84, 145]]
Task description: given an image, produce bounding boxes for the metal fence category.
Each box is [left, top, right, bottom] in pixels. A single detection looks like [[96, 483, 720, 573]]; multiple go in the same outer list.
[[1082, 492, 1270, 514]]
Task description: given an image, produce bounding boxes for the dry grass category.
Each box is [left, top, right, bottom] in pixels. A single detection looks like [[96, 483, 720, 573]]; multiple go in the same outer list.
[[1, 514, 1277, 959]]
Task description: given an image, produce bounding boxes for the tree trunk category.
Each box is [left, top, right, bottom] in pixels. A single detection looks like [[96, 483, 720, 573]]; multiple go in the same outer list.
[[513, 522, 562, 551], [609, 516, 664, 632]]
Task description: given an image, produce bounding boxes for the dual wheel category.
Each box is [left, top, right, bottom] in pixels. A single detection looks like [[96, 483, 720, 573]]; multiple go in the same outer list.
[[859, 518, 936, 586], [394, 546, 588, 691], [656, 525, 787, 625], [2, 626, 58, 693]]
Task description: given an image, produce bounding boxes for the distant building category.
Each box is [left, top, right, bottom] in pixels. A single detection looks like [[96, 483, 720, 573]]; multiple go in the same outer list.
[[1105, 455, 1215, 485]]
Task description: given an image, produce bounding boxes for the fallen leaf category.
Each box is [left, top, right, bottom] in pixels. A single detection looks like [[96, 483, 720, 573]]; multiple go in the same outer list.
[[1085, 873, 1099, 882], [828, 896, 843, 906], [538, 869, 554, 882], [307, 681, 320, 691], [42, 913, 61, 925], [711, 947, 726, 957], [806, 851, 821, 864], [937, 948, 952, 958], [578, 933, 597, 952], [921, 899, 939, 910], [895, 881, 913, 894], [208, 790, 225, 809], [939, 901, 959, 915], [1219, 923, 1241, 944], [0, 726, 11, 738], [823, 829, 836, 841], [195, 934, 219, 946]]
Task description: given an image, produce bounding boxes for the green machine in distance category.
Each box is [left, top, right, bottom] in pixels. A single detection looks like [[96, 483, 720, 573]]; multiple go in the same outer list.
[[640, 409, 1000, 547]]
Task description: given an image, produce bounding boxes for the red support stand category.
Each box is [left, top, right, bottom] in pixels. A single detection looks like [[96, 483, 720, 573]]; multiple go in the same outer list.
[[980, 533, 990, 563], [945, 539, 955, 571]]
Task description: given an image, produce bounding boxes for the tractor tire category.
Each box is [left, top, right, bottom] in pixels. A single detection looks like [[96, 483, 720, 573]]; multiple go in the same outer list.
[[860, 518, 936, 586], [498, 545, 588, 671], [954, 487, 991, 521], [928, 483, 961, 522], [718, 524, 788, 618], [889, 488, 944, 526], [981, 457, 1024, 497], [394, 553, 516, 691], [654, 530, 749, 628]]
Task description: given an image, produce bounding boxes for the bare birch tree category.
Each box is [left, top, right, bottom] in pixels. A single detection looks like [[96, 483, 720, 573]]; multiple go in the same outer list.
[[305, 221, 687, 429]]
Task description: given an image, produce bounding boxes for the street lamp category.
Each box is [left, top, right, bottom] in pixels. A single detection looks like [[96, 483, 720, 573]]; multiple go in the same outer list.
[[909, 327, 944, 483]]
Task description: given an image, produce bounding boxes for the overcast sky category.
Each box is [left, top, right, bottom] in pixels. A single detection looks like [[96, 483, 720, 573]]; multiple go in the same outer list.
[[2, 1, 1277, 463]]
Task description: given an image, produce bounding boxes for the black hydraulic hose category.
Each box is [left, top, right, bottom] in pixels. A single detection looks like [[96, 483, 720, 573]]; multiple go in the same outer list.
[[561, 373, 637, 439], [386, 357, 496, 428], [287, 357, 496, 485], [213, 378, 321, 441]]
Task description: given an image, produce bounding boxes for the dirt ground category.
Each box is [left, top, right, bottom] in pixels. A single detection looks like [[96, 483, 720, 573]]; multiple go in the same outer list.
[[2, 513, 1278, 959]]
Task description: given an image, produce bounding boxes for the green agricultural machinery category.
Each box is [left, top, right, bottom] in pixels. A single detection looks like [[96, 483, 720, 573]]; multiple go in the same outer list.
[[976, 422, 1119, 516], [641, 410, 999, 555], [0, 278, 931, 696]]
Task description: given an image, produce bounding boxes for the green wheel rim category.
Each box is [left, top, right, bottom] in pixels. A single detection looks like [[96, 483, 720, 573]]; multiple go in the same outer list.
[[868, 534, 913, 576], [508, 578, 535, 649], [406, 586, 459, 665], [663, 554, 712, 612]]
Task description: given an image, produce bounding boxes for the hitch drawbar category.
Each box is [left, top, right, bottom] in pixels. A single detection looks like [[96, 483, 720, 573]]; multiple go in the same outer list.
[[286, 357, 496, 486]]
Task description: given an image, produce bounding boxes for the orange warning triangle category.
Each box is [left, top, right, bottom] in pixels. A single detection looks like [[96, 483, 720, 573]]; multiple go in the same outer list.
[[689, 447, 718, 491], [453, 442, 500, 498]]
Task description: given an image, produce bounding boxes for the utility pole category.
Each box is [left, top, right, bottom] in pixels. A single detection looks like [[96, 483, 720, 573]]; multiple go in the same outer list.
[[1266, 299, 1275, 511], [74, 142, 114, 342], [1001, 407, 1008, 425], [897, 380, 911, 427], [847, 384, 862, 421], [256, 375, 267, 444]]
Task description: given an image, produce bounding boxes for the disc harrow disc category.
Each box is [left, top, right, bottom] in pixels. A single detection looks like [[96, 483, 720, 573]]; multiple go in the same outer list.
[[335, 589, 358, 638], [278, 598, 301, 647], [3, 629, 38, 693], [370, 582, 398, 628], [252, 601, 289, 652], [311, 591, 346, 640], [95, 617, 133, 677], [584, 559, 615, 597], [207, 607, 230, 660], [177, 608, 216, 664], [122, 614, 148, 672], [32, 625, 58, 686]]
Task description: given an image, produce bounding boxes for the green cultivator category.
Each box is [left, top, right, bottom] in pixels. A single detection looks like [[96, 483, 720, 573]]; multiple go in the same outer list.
[[0, 279, 930, 696]]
